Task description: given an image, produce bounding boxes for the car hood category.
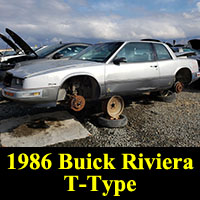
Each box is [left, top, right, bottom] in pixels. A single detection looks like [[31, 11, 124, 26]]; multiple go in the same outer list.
[[0, 33, 21, 54], [9, 59, 103, 78], [6, 28, 37, 57], [0, 54, 26, 62]]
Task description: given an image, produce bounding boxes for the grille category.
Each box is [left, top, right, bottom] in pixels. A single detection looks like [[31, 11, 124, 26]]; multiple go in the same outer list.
[[3, 73, 13, 87]]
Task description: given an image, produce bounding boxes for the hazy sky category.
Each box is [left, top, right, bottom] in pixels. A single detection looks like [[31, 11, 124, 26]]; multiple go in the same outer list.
[[0, 0, 200, 47]]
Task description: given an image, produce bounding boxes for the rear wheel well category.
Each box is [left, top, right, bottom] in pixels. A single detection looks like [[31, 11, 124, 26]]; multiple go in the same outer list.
[[57, 75, 101, 101], [175, 68, 192, 86]]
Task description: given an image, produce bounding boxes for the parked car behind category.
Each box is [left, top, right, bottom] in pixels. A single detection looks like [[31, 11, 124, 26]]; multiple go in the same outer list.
[[0, 28, 90, 81], [171, 46, 200, 72], [2, 41, 200, 113]]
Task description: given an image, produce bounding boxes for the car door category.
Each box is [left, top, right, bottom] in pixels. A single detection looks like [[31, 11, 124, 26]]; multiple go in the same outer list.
[[105, 42, 160, 96], [153, 43, 176, 89]]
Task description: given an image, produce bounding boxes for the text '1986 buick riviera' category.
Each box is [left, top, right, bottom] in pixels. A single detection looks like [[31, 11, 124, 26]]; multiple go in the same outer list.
[[2, 41, 200, 121]]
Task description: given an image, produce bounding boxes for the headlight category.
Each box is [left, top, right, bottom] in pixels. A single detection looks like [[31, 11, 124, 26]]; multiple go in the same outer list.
[[15, 78, 22, 85], [13, 77, 24, 86]]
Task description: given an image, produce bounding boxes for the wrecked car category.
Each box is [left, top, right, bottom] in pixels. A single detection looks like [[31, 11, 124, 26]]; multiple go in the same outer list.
[[171, 46, 200, 70], [188, 39, 200, 50], [2, 41, 200, 126], [0, 28, 90, 81]]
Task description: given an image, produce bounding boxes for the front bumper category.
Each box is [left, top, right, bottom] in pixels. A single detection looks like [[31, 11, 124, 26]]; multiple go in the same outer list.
[[2, 86, 59, 103]]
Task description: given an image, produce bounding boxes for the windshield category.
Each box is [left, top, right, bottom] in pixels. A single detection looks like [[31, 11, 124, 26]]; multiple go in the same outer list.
[[72, 42, 123, 63], [1, 50, 17, 56], [35, 43, 64, 58], [172, 47, 200, 55]]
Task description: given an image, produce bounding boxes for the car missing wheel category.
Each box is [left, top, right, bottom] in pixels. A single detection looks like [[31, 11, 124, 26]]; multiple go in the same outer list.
[[2, 41, 200, 127]]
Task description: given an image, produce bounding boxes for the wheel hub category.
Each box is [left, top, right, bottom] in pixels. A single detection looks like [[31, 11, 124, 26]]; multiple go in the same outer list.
[[175, 82, 183, 93], [70, 95, 86, 112]]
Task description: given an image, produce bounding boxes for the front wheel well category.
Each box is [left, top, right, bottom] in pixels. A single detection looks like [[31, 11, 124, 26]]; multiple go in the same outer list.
[[57, 75, 101, 101], [175, 68, 192, 86]]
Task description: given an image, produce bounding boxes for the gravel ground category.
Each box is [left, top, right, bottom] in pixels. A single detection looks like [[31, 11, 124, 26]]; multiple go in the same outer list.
[[1, 85, 199, 147]]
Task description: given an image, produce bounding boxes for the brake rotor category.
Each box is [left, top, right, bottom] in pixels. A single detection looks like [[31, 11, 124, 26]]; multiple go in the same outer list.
[[175, 81, 183, 93], [105, 96, 124, 119], [70, 95, 86, 112]]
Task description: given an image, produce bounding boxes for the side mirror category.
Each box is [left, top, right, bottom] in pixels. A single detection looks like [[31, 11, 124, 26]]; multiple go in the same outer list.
[[113, 57, 127, 65], [53, 53, 64, 59]]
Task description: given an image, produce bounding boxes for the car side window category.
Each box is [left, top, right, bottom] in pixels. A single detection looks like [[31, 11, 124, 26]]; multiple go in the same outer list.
[[115, 42, 155, 63], [58, 46, 87, 58], [154, 44, 172, 60]]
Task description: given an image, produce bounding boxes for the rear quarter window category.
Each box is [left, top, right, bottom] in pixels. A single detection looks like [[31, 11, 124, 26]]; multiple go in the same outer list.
[[154, 44, 172, 61]]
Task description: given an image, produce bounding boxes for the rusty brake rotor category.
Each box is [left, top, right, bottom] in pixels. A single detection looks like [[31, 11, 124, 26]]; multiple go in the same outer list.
[[70, 95, 86, 112], [175, 81, 183, 93]]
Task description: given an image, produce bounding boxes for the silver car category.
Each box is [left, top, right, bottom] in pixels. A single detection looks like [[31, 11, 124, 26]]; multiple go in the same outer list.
[[2, 41, 200, 112]]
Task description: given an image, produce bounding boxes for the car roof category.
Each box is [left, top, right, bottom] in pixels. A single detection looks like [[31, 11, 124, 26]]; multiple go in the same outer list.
[[96, 40, 164, 45], [61, 42, 91, 46]]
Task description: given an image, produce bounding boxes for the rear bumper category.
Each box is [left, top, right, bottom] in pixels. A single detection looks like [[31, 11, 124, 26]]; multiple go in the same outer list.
[[2, 86, 59, 103], [191, 72, 200, 83]]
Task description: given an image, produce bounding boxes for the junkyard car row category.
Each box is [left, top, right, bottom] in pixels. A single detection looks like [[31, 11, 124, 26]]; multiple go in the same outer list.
[[0, 28, 90, 81], [0, 29, 200, 127]]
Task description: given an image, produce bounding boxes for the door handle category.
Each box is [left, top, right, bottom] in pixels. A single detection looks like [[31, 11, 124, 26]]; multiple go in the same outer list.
[[150, 65, 158, 68]]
